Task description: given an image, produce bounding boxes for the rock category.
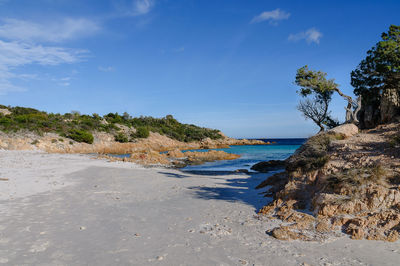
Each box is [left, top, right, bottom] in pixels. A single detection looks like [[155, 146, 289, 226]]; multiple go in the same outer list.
[[250, 160, 285, 173], [315, 219, 333, 233], [166, 149, 185, 158], [129, 149, 170, 165], [185, 150, 240, 164], [0, 108, 11, 116], [380, 88, 400, 123], [329, 124, 359, 138], [271, 226, 307, 241]]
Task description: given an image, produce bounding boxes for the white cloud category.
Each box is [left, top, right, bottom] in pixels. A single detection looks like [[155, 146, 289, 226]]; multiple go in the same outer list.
[[0, 40, 86, 93], [121, 0, 154, 16], [135, 0, 154, 15], [98, 66, 115, 72], [0, 17, 97, 94], [288, 28, 322, 44], [251, 9, 290, 24], [0, 18, 100, 43], [0, 40, 85, 66]]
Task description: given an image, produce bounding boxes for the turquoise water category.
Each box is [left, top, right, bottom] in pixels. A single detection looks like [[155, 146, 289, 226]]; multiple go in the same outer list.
[[182, 143, 302, 172], [111, 138, 305, 172]]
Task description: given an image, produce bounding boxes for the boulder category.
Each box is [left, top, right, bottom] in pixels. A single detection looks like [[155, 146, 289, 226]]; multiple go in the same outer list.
[[250, 160, 285, 173], [0, 108, 11, 116], [329, 123, 358, 138], [185, 150, 240, 164]]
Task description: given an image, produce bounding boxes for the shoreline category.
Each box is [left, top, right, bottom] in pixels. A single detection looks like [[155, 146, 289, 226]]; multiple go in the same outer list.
[[1, 150, 400, 265]]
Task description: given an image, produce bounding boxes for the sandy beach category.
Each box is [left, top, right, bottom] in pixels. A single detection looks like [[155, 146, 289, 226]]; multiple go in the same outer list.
[[1, 150, 400, 265]]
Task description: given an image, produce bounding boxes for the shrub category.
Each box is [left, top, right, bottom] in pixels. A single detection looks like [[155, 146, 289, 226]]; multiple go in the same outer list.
[[114, 132, 129, 143], [67, 129, 94, 144], [0, 105, 223, 143], [132, 126, 150, 138], [286, 132, 344, 172]]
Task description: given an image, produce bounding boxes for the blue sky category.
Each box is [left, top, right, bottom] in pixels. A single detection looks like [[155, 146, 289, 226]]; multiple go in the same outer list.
[[0, 0, 399, 138]]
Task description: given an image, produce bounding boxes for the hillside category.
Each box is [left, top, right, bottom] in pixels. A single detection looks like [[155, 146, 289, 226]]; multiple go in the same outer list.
[[257, 123, 400, 241], [0, 105, 224, 143], [0, 105, 263, 165]]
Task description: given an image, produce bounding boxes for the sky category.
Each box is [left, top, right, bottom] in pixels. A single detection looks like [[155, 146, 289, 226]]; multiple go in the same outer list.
[[0, 0, 399, 138]]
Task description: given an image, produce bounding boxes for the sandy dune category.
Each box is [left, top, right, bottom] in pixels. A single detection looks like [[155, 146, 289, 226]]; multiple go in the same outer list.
[[0, 150, 400, 265]]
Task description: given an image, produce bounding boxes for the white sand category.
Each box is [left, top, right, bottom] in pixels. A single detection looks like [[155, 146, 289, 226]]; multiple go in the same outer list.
[[0, 150, 399, 265]]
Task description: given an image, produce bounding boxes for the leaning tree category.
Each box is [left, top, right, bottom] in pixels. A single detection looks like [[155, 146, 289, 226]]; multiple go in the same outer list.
[[295, 66, 361, 126]]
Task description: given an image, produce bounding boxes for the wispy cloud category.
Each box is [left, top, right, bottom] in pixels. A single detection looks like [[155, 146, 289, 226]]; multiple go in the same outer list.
[[134, 0, 154, 15], [288, 28, 322, 44], [0, 18, 100, 43], [98, 66, 115, 72], [250, 9, 290, 24], [0, 18, 96, 94], [173, 46, 185, 53], [117, 0, 155, 17]]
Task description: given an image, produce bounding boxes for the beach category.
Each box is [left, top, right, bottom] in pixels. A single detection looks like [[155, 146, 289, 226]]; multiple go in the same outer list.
[[1, 150, 400, 265]]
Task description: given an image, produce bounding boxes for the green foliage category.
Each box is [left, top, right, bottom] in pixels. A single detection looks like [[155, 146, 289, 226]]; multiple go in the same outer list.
[[389, 134, 400, 147], [67, 129, 94, 144], [129, 115, 222, 142], [0, 106, 222, 143], [295, 66, 338, 131], [295, 66, 338, 97], [114, 132, 129, 143], [351, 25, 400, 108], [132, 126, 150, 139]]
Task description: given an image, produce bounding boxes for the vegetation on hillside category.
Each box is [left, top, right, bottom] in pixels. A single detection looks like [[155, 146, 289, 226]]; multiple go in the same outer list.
[[0, 105, 223, 143]]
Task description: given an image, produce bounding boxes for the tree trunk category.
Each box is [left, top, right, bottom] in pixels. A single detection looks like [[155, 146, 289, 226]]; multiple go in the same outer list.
[[333, 88, 355, 123]]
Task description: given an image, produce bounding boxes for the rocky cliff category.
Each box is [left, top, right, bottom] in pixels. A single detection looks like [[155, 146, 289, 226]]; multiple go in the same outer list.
[[257, 123, 400, 241]]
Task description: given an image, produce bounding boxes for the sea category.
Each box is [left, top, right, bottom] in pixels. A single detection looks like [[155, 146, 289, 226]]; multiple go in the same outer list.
[[181, 138, 306, 172], [112, 138, 306, 172]]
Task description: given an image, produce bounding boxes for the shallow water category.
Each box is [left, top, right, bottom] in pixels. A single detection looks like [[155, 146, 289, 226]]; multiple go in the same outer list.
[[111, 138, 305, 172], [182, 138, 305, 172]]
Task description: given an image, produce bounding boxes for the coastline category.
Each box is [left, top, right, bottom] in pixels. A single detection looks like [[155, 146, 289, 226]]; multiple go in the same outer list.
[[1, 150, 400, 265]]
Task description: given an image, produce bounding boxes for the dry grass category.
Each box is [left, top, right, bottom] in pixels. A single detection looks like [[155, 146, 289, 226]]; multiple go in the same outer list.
[[286, 131, 346, 172], [327, 164, 389, 191]]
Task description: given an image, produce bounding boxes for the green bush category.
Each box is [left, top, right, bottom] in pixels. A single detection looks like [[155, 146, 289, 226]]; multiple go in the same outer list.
[[132, 126, 150, 138], [114, 132, 129, 143], [67, 129, 94, 144], [0, 105, 223, 143]]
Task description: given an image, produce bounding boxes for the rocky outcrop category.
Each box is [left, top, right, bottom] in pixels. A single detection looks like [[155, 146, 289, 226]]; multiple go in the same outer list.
[[102, 149, 240, 167], [0, 108, 11, 116], [250, 160, 285, 173], [380, 88, 400, 123], [257, 123, 400, 242], [183, 150, 240, 164], [328, 123, 358, 138], [360, 87, 400, 129]]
